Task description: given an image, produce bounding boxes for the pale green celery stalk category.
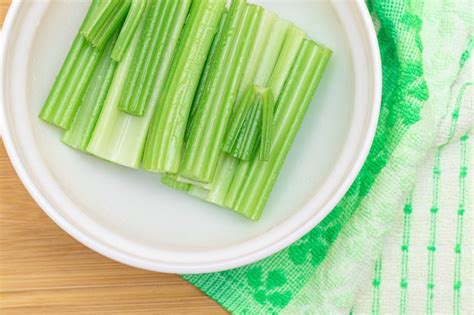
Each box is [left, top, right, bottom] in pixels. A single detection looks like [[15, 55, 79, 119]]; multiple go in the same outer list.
[[118, 0, 170, 116], [142, 0, 226, 174], [87, 1, 191, 168], [176, 176, 213, 190], [204, 11, 289, 204], [82, 0, 131, 49], [222, 24, 306, 206], [161, 174, 191, 192], [259, 88, 274, 161], [82, 0, 119, 41], [223, 85, 273, 161], [230, 40, 332, 220], [184, 10, 229, 143], [62, 32, 118, 151], [222, 85, 255, 155], [234, 93, 262, 160], [44, 41, 103, 129], [268, 24, 305, 98], [111, 0, 147, 62], [179, 1, 262, 182], [39, 0, 100, 127]]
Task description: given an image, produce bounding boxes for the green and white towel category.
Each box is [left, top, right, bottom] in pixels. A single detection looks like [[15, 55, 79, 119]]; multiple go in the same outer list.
[[184, 0, 473, 313]]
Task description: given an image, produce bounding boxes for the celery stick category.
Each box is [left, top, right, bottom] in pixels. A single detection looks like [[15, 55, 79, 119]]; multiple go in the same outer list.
[[111, 0, 147, 62], [161, 174, 191, 192], [49, 44, 103, 129], [62, 33, 118, 151], [179, 2, 263, 182], [222, 85, 255, 155], [184, 10, 229, 142], [142, 0, 227, 174], [268, 24, 305, 99], [230, 40, 332, 219], [204, 10, 289, 204], [39, 0, 100, 127], [82, 1, 119, 42], [259, 88, 274, 161], [87, 1, 191, 168], [223, 85, 273, 161], [82, 0, 131, 49], [234, 94, 262, 160], [118, 0, 174, 116]]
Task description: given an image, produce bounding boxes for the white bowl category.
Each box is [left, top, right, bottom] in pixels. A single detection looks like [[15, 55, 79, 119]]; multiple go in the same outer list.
[[0, 0, 381, 274]]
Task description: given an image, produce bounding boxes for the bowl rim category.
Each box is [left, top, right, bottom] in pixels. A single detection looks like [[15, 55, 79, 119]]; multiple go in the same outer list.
[[0, 0, 381, 274]]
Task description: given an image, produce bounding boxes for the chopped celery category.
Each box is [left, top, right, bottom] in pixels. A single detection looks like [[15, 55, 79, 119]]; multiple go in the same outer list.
[[228, 40, 332, 219], [118, 0, 177, 116], [39, 0, 101, 129], [223, 85, 274, 161], [161, 174, 191, 192], [204, 9, 290, 204], [180, 1, 263, 182], [87, 0, 191, 168], [111, 0, 148, 62], [82, 0, 131, 49], [268, 24, 305, 99], [62, 32, 118, 151], [184, 10, 229, 142], [260, 88, 275, 161], [142, 0, 227, 174], [40, 0, 333, 221]]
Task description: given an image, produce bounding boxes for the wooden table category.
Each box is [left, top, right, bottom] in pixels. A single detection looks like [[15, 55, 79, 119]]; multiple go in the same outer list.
[[0, 3, 225, 314]]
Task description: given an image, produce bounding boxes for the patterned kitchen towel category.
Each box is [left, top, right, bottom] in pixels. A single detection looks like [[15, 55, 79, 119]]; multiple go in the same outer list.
[[183, 0, 473, 313]]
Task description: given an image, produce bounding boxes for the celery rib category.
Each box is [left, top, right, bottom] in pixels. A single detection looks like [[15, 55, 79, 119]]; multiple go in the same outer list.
[[39, 0, 100, 128], [82, 0, 131, 49], [111, 0, 147, 62], [180, 1, 263, 182], [230, 41, 332, 219], [223, 85, 273, 161], [184, 10, 229, 143], [117, 0, 168, 116], [142, 0, 227, 174], [260, 88, 274, 161], [204, 9, 289, 204], [62, 33, 118, 151], [87, 0, 191, 168]]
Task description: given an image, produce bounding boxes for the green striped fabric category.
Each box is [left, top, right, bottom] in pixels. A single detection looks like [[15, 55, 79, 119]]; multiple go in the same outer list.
[[183, 0, 473, 313]]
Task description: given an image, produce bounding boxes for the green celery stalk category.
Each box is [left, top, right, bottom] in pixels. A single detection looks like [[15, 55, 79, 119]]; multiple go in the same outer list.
[[82, 0, 119, 42], [82, 0, 131, 49], [161, 174, 191, 192], [39, 0, 100, 128], [52, 44, 104, 129], [179, 2, 263, 182], [222, 85, 254, 156], [229, 40, 332, 219], [204, 10, 289, 204], [223, 29, 307, 208], [223, 85, 273, 161], [259, 88, 275, 161], [118, 0, 175, 116], [233, 93, 262, 160], [111, 0, 148, 62], [142, 0, 227, 174], [62, 32, 118, 151], [268, 24, 305, 99], [184, 10, 229, 142], [87, 0, 191, 168]]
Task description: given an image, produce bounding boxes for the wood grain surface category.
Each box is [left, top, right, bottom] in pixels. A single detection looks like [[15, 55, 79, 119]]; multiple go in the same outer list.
[[0, 2, 226, 314]]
